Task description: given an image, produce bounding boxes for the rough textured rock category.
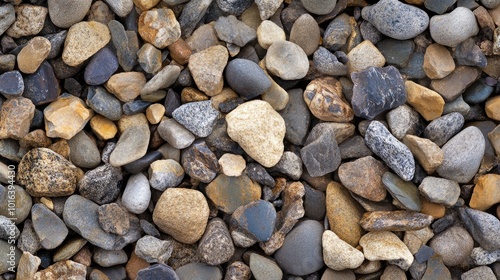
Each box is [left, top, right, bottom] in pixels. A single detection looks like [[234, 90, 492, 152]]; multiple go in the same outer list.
[[338, 156, 387, 202], [188, 45, 228, 96], [300, 123, 342, 177], [138, 8, 181, 49], [359, 210, 433, 231], [206, 174, 261, 214], [303, 77, 353, 122], [197, 218, 234, 265], [322, 230, 364, 271], [360, 231, 414, 270], [429, 225, 474, 266], [44, 94, 94, 140], [62, 21, 111, 66]]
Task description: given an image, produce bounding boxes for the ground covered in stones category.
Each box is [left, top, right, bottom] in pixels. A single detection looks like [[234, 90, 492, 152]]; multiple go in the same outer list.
[[1, 0, 500, 279]]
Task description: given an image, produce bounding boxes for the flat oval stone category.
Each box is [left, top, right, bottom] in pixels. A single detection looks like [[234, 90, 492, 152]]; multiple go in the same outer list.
[[67, 130, 101, 169], [84, 47, 119, 85], [231, 200, 276, 242], [290, 14, 320, 56], [122, 173, 151, 214], [109, 125, 150, 167], [206, 174, 261, 214], [436, 126, 485, 183], [301, 0, 336, 15], [137, 264, 179, 280], [0, 185, 32, 224], [359, 210, 433, 231], [463, 79, 494, 104], [266, 41, 309, 80], [382, 172, 422, 211], [225, 59, 272, 99], [423, 112, 464, 147], [429, 7, 479, 47], [365, 121, 415, 181], [32, 203, 68, 249], [63, 195, 118, 250], [249, 253, 282, 280], [23, 61, 61, 106], [418, 176, 460, 207], [93, 248, 128, 267], [275, 220, 324, 276], [175, 263, 222, 280], [181, 140, 219, 183]]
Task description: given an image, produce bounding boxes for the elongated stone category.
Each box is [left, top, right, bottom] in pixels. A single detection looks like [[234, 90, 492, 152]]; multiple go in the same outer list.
[[359, 210, 433, 231]]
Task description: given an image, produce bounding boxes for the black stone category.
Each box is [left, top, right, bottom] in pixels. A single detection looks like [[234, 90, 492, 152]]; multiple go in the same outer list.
[[0, 70, 23, 98], [339, 135, 373, 159], [225, 59, 272, 99], [431, 212, 457, 234], [376, 38, 415, 67], [164, 89, 181, 117], [300, 123, 341, 177], [245, 163, 275, 187], [23, 61, 61, 106], [424, 0, 455, 14], [280, 0, 308, 34], [123, 100, 151, 115], [399, 52, 426, 79], [78, 164, 123, 205], [86, 86, 123, 121], [176, 68, 195, 87], [50, 57, 83, 80], [137, 264, 179, 280], [351, 66, 407, 120], [181, 140, 220, 183], [30, 109, 44, 130], [123, 151, 162, 174], [63, 78, 82, 97], [84, 47, 119, 86]]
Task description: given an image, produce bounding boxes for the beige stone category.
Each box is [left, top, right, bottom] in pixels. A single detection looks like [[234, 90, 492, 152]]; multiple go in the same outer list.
[[6, 4, 47, 38], [105, 72, 146, 102], [359, 231, 414, 271], [62, 21, 111, 66], [403, 135, 444, 174], [218, 153, 246, 177], [117, 113, 149, 133], [138, 8, 181, 49], [188, 45, 228, 96], [146, 104, 165, 124], [16, 252, 41, 280], [226, 100, 285, 168], [403, 227, 434, 255], [256, 20, 285, 49], [181, 87, 209, 103], [33, 260, 86, 280], [0, 97, 35, 140], [133, 0, 160, 10], [420, 197, 446, 219], [90, 115, 117, 140], [470, 174, 500, 211], [423, 44, 455, 79], [44, 94, 94, 140], [322, 230, 364, 271], [17, 36, 51, 74], [346, 40, 385, 74], [486, 95, 500, 121], [405, 81, 444, 121], [258, 59, 289, 111]]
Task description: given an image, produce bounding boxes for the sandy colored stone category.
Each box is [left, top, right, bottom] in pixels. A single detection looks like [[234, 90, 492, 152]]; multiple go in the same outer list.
[[420, 196, 446, 219], [117, 113, 149, 133], [20, 129, 52, 148], [359, 210, 433, 231], [359, 231, 414, 271], [90, 115, 118, 140], [126, 251, 149, 280], [44, 94, 94, 140], [133, 0, 160, 10], [188, 45, 228, 96], [470, 174, 500, 211], [338, 156, 388, 202], [488, 124, 500, 157], [0, 97, 35, 140], [181, 87, 209, 103], [206, 174, 261, 214], [105, 72, 146, 102], [405, 81, 444, 121], [326, 182, 364, 247], [146, 103, 165, 124], [17, 36, 51, 74], [152, 188, 209, 244], [403, 135, 444, 174], [62, 21, 111, 66], [403, 227, 434, 255], [347, 40, 386, 74], [16, 251, 41, 280], [33, 260, 86, 280], [486, 95, 500, 121], [423, 44, 455, 79], [430, 66, 481, 102], [49, 140, 70, 160], [218, 153, 246, 177], [322, 230, 364, 271], [138, 8, 181, 49], [257, 20, 285, 49], [226, 100, 286, 168], [6, 4, 47, 38]]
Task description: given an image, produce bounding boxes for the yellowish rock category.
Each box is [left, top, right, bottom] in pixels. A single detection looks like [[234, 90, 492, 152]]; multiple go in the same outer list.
[[0, 97, 35, 140], [359, 231, 414, 271], [17, 36, 51, 74], [403, 227, 434, 255], [117, 113, 149, 133], [90, 115, 117, 140], [470, 174, 500, 211], [146, 104, 165, 124], [44, 94, 94, 140], [62, 21, 111, 66], [188, 45, 228, 96], [133, 0, 160, 11], [346, 40, 385, 74], [138, 8, 181, 49], [403, 135, 444, 174], [322, 230, 364, 271], [423, 44, 455, 79], [485, 95, 500, 121], [218, 153, 246, 177], [6, 4, 48, 38], [420, 196, 446, 219], [211, 88, 238, 109], [105, 72, 146, 102], [49, 139, 70, 159], [488, 124, 500, 156], [405, 81, 445, 121], [181, 87, 209, 103]]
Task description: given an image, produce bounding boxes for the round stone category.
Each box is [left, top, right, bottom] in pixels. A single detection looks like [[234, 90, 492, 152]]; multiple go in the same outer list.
[[93, 248, 128, 267], [289, 14, 320, 56], [17, 36, 51, 74], [122, 173, 151, 214], [48, 0, 92, 28], [218, 153, 246, 177], [249, 253, 282, 280], [429, 7, 479, 47], [148, 159, 185, 191], [256, 20, 285, 49], [429, 226, 474, 266], [67, 130, 101, 169], [225, 59, 272, 99], [265, 41, 309, 80]]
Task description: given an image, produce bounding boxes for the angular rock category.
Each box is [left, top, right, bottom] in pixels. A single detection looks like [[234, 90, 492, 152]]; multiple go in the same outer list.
[[360, 231, 414, 270], [338, 156, 387, 202], [33, 260, 86, 280], [430, 66, 481, 102], [346, 40, 386, 74], [403, 135, 444, 174], [44, 94, 94, 140], [382, 172, 422, 211], [148, 159, 184, 191], [231, 200, 276, 242], [418, 176, 460, 207], [84, 47, 119, 86], [62, 21, 111, 66], [188, 45, 228, 96], [23, 61, 61, 106], [459, 207, 500, 251], [197, 218, 234, 265], [0, 97, 35, 140], [279, 89, 310, 146], [138, 8, 180, 49], [97, 203, 130, 235], [31, 203, 68, 249], [423, 43, 455, 79], [79, 164, 123, 205], [214, 15, 256, 47], [300, 123, 341, 177], [181, 140, 219, 183], [135, 235, 173, 264], [172, 100, 219, 138]]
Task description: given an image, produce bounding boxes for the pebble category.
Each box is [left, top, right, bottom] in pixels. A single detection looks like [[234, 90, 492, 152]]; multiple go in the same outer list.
[[48, 0, 91, 28], [0, 215, 18, 241], [359, 231, 414, 271], [226, 59, 271, 99], [256, 20, 285, 49], [0, 4, 15, 36], [109, 125, 150, 167], [486, 96, 500, 121], [105, 72, 146, 102], [303, 77, 353, 122], [90, 115, 117, 140], [429, 225, 474, 266], [470, 174, 500, 210], [289, 14, 320, 56], [136, 264, 179, 280], [186, 24, 219, 53], [33, 260, 87, 279], [16, 252, 41, 280], [423, 43, 455, 79], [403, 135, 444, 174], [361, 0, 429, 40], [103, 0, 133, 17], [67, 131, 101, 169], [6, 4, 48, 38], [382, 172, 422, 211], [405, 81, 444, 121], [214, 15, 256, 47], [326, 182, 364, 247], [53, 238, 87, 262], [93, 248, 128, 267], [463, 266, 497, 280], [459, 207, 500, 251], [346, 40, 386, 74], [197, 218, 234, 265], [178, 0, 214, 37], [424, 112, 464, 147], [135, 235, 172, 264], [269, 151, 302, 180], [365, 121, 415, 181], [0, 185, 32, 223], [424, 0, 455, 14], [255, 0, 282, 20], [79, 164, 123, 205], [322, 230, 364, 271], [418, 176, 460, 207], [386, 104, 421, 139], [148, 159, 184, 191], [279, 89, 310, 145], [322, 13, 352, 51], [44, 94, 93, 140], [17, 37, 51, 75], [188, 45, 228, 96], [313, 47, 348, 76], [265, 41, 309, 80], [141, 65, 181, 97], [377, 38, 415, 68], [86, 87, 122, 121], [206, 174, 261, 213], [138, 8, 180, 49], [0, 97, 35, 140], [158, 118, 195, 149], [124, 100, 152, 115], [0, 71, 23, 98], [338, 156, 387, 202], [471, 247, 500, 265], [360, 210, 433, 231], [431, 66, 481, 102], [300, 123, 341, 177], [17, 220, 41, 254], [181, 140, 219, 183], [137, 43, 161, 74], [218, 153, 245, 177], [98, 203, 130, 236], [84, 48, 119, 86], [63, 195, 118, 250], [172, 100, 219, 138], [429, 7, 479, 47], [152, 188, 209, 244], [232, 200, 276, 242], [303, 184, 326, 220], [175, 263, 222, 280], [274, 220, 324, 276], [249, 253, 282, 280], [23, 61, 61, 106], [454, 38, 487, 68], [17, 148, 77, 197], [464, 79, 494, 104], [245, 163, 275, 187], [62, 21, 111, 66], [436, 126, 485, 183], [339, 135, 373, 159], [351, 66, 406, 120]]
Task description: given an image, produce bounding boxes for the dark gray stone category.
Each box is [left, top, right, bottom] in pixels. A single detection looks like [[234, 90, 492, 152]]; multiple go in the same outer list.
[[454, 38, 487, 68], [164, 89, 181, 118], [181, 140, 219, 183], [216, 0, 253, 15], [123, 100, 151, 115], [339, 135, 373, 159], [313, 47, 348, 76], [463, 79, 494, 104], [415, 245, 434, 263], [424, 0, 456, 14], [123, 151, 162, 174], [197, 218, 234, 265], [300, 123, 341, 177], [423, 112, 464, 147], [137, 264, 179, 280], [17, 219, 41, 254], [84, 47, 119, 86], [360, 21, 383, 45], [108, 20, 137, 72], [23, 61, 61, 106], [376, 38, 415, 67], [323, 14, 351, 51], [44, 30, 67, 60], [172, 100, 220, 137], [78, 164, 123, 205], [86, 86, 122, 121], [205, 118, 243, 157], [213, 15, 256, 47], [225, 59, 272, 99], [0, 71, 23, 98], [245, 162, 275, 186], [400, 52, 426, 79], [365, 121, 415, 181], [279, 89, 310, 146], [459, 207, 500, 251], [67, 131, 101, 169], [303, 183, 326, 220], [179, 0, 213, 37], [351, 66, 407, 120]]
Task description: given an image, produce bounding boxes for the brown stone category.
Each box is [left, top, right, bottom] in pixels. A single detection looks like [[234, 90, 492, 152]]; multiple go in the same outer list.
[[44, 94, 94, 140], [181, 87, 209, 103], [16, 251, 41, 280], [98, 203, 130, 235], [20, 129, 52, 148], [188, 45, 228, 96], [6, 4, 47, 38], [17, 148, 78, 197], [49, 139, 70, 160], [303, 76, 354, 122], [338, 156, 388, 202], [474, 6, 495, 39], [105, 72, 146, 102], [488, 124, 500, 156], [72, 245, 92, 266], [405, 81, 444, 121], [33, 260, 86, 280], [490, 4, 500, 27], [117, 113, 149, 133], [53, 238, 87, 263], [403, 135, 444, 174], [423, 44, 455, 79], [17, 36, 51, 74], [0, 97, 35, 140], [133, 0, 161, 11], [420, 196, 445, 219], [482, 56, 500, 78], [90, 115, 117, 140], [485, 95, 500, 121], [225, 261, 252, 280], [430, 66, 481, 101], [62, 21, 111, 66], [470, 174, 500, 211], [126, 251, 149, 280], [87, 1, 115, 24], [138, 8, 180, 49], [359, 210, 433, 231], [326, 181, 364, 247], [206, 174, 261, 214], [403, 227, 434, 255], [167, 38, 192, 65]]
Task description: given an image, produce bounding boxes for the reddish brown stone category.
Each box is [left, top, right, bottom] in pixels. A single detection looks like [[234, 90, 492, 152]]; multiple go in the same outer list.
[[167, 38, 192, 65], [430, 66, 481, 101], [338, 156, 388, 202], [0, 97, 35, 140]]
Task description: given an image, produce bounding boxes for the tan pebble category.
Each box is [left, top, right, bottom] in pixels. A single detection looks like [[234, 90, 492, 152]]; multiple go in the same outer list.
[[105, 72, 146, 102], [146, 104, 165, 124], [218, 153, 246, 177], [62, 21, 111, 66], [423, 44, 455, 79], [117, 113, 149, 133], [347, 40, 385, 74], [181, 87, 209, 103], [90, 115, 118, 140], [405, 81, 444, 121], [485, 95, 500, 121], [44, 94, 94, 140], [17, 36, 51, 74], [469, 174, 500, 211]]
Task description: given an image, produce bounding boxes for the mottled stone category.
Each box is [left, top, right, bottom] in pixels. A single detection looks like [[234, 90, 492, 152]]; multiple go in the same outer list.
[[265, 41, 309, 80], [429, 7, 479, 47], [33, 260, 86, 280], [360, 210, 433, 231], [0, 4, 15, 36], [138, 8, 180, 49], [0, 71, 23, 98], [0, 97, 35, 140], [338, 156, 387, 202], [188, 45, 228, 96], [172, 101, 219, 138], [303, 77, 353, 122], [197, 218, 234, 265], [322, 230, 364, 271], [6, 4, 47, 38], [360, 231, 414, 270], [459, 207, 500, 251], [134, 235, 172, 264], [79, 164, 122, 205], [181, 140, 219, 183], [206, 174, 261, 214], [424, 112, 464, 147], [216, 0, 253, 15], [62, 21, 111, 66], [17, 37, 51, 75], [255, 0, 282, 20], [346, 40, 386, 74], [178, 0, 213, 37]]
